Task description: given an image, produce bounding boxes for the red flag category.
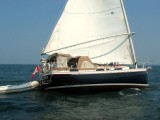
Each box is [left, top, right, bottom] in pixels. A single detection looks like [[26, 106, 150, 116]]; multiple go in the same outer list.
[[32, 65, 41, 78]]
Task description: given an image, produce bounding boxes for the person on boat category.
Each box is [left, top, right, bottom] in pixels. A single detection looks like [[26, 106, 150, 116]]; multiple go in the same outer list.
[[50, 62, 57, 70], [42, 62, 46, 72]]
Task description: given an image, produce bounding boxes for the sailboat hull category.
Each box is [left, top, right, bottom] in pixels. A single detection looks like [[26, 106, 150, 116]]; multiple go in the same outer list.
[[40, 69, 148, 92]]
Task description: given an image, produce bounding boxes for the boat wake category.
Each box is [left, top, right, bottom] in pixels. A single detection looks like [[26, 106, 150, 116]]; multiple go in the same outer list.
[[119, 88, 141, 96]]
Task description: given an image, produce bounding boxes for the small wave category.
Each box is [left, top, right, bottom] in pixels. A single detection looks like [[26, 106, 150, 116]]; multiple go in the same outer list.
[[130, 88, 141, 91], [119, 88, 142, 96]]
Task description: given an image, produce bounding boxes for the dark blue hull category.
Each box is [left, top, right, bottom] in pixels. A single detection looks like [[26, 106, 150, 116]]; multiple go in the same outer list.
[[40, 69, 148, 92]]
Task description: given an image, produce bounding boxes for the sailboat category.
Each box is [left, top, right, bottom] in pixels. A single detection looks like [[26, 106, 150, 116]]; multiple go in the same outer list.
[[39, 0, 148, 91]]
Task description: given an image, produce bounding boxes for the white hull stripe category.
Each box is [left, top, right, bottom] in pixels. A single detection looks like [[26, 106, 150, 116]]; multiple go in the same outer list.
[[45, 83, 149, 90]]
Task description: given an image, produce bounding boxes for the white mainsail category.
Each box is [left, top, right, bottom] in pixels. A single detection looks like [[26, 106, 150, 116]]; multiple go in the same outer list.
[[42, 0, 136, 65]]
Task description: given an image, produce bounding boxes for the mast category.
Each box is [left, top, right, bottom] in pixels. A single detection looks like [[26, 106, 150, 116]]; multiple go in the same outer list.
[[120, 0, 137, 64]]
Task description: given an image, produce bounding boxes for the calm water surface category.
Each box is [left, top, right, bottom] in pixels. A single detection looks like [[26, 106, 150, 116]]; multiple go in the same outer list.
[[0, 64, 160, 120]]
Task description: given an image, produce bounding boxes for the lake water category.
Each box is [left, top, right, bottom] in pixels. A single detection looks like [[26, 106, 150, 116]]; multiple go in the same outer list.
[[0, 64, 160, 120]]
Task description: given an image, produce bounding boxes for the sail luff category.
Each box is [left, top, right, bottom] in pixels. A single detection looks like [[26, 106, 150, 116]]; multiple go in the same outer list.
[[120, 0, 136, 64]]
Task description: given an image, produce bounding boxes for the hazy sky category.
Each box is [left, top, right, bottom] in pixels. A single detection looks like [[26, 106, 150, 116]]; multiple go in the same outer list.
[[0, 0, 159, 65]]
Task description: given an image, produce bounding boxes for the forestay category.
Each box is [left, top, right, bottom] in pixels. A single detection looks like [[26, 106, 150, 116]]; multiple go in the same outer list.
[[42, 0, 136, 65]]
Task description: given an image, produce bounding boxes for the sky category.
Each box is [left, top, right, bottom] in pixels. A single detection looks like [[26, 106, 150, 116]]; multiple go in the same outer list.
[[0, 0, 159, 65]]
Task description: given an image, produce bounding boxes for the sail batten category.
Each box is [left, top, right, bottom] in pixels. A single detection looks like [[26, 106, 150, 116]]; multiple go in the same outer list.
[[42, 0, 136, 65]]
